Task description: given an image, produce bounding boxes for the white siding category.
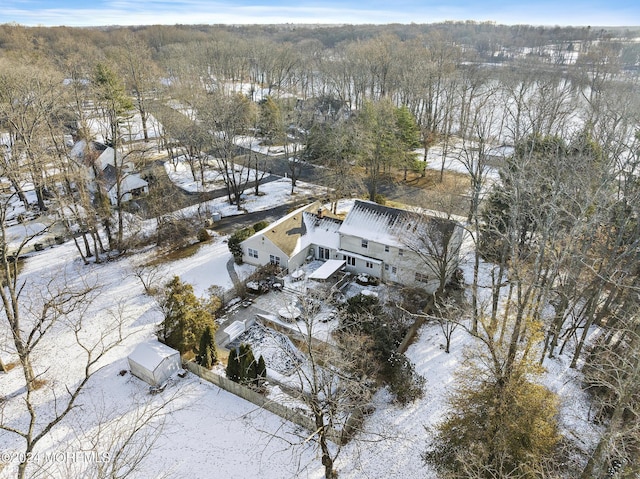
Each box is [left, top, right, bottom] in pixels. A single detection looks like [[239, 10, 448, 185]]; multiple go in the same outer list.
[[128, 342, 181, 386], [241, 235, 289, 270]]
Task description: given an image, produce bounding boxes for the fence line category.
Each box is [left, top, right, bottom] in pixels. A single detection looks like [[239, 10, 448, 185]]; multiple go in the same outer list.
[[397, 297, 435, 354], [185, 361, 349, 444]]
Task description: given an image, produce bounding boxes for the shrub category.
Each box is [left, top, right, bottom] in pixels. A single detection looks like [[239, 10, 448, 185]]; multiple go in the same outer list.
[[197, 228, 211, 242], [228, 227, 255, 264], [239, 344, 257, 385], [252, 220, 269, 232], [338, 296, 420, 404], [226, 348, 240, 381], [157, 217, 193, 247], [245, 262, 283, 284], [256, 355, 267, 387], [400, 286, 432, 314], [227, 344, 260, 386], [424, 374, 559, 477], [384, 352, 425, 405]]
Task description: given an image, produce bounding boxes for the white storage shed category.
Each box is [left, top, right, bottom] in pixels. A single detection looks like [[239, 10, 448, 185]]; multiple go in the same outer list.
[[128, 341, 181, 386]]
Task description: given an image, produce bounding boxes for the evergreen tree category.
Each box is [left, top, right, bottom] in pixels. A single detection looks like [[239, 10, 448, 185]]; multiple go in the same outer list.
[[256, 355, 267, 387], [354, 99, 406, 201], [257, 95, 284, 146], [226, 347, 240, 382], [394, 105, 422, 181], [394, 105, 422, 150], [239, 344, 257, 384], [196, 325, 217, 369], [157, 276, 217, 354], [227, 226, 255, 264]]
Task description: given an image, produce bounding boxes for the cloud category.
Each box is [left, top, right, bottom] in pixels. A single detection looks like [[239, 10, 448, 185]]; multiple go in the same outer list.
[[2, 0, 638, 26]]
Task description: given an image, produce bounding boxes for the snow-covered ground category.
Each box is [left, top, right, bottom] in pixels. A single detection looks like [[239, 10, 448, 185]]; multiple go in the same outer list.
[[0, 216, 598, 479], [0, 131, 598, 479]]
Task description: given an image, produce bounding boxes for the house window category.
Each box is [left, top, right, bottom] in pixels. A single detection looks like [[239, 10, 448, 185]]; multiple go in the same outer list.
[[269, 255, 281, 265], [361, 239, 368, 249], [366, 261, 373, 269], [344, 255, 356, 266], [398, 248, 404, 256], [415, 272, 429, 283], [392, 266, 397, 274], [248, 248, 259, 259], [384, 245, 390, 253], [384, 264, 397, 274], [319, 247, 330, 260]]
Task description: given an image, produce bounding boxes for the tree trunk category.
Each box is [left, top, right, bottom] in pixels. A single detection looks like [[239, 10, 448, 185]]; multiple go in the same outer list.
[[580, 399, 625, 479], [72, 235, 89, 265]]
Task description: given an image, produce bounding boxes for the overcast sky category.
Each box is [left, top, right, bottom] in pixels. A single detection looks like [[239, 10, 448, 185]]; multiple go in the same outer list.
[[2, 0, 639, 27]]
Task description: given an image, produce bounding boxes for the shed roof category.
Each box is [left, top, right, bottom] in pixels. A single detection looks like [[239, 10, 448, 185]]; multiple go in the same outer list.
[[110, 173, 149, 193], [128, 341, 179, 372]]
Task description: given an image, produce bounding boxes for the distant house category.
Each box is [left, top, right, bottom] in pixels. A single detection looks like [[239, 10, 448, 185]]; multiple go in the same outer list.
[[102, 164, 149, 205], [69, 140, 148, 205], [128, 341, 181, 386], [241, 200, 464, 292]]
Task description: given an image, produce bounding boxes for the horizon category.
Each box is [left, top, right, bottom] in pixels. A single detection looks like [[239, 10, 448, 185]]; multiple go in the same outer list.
[[2, 0, 639, 28]]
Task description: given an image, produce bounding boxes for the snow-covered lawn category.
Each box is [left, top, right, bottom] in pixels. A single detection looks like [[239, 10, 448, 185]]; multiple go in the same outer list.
[[0, 223, 598, 479], [0, 162, 597, 479]]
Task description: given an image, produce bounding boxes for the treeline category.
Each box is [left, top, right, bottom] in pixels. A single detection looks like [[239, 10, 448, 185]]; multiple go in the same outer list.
[[1, 21, 640, 67]]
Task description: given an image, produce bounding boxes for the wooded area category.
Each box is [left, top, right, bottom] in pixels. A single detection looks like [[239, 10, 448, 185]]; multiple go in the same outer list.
[[1, 21, 639, 478]]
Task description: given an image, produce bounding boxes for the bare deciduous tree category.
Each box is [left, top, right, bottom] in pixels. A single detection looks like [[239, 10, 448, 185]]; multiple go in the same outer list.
[[270, 292, 377, 479], [0, 218, 133, 478]]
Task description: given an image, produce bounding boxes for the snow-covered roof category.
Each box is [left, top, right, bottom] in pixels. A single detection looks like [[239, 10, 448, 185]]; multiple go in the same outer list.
[[69, 139, 109, 164], [301, 212, 342, 251], [308, 259, 345, 280], [111, 173, 148, 193], [339, 200, 459, 250], [249, 202, 342, 258], [128, 341, 179, 372], [339, 200, 406, 248]]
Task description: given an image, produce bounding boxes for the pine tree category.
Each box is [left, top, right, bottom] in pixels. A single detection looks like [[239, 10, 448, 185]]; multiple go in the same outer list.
[[239, 344, 257, 385], [226, 347, 240, 382], [258, 96, 284, 144], [157, 276, 217, 354], [196, 325, 217, 369]]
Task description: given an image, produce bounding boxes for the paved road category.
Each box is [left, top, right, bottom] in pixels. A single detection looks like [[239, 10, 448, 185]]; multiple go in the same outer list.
[[263, 155, 445, 208], [211, 196, 320, 235], [141, 150, 458, 240]]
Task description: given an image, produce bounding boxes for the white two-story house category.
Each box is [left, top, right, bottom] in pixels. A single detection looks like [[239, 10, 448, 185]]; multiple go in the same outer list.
[[241, 200, 464, 293]]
